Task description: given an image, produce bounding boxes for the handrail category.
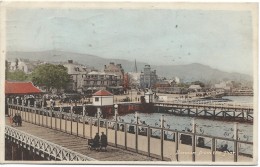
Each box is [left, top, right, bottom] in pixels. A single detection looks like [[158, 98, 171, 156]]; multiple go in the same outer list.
[[5, 125, 96, 161], [8, 104, 253, 145]]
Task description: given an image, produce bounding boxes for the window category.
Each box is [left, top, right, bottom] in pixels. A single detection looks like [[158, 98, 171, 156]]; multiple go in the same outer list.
[[95, 97, 99, 102]]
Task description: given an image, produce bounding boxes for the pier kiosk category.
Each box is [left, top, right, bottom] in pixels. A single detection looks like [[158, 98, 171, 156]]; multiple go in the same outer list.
[[144, 90, 154, 103], [92, 89, 114, 116]]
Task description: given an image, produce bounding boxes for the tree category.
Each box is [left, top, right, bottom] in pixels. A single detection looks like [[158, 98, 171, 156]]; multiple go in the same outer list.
[[15, 58, 19, 70], [31, 64, 70, 92], [6, 70, 29, 81], [191, 81, 205, 88], [5, 60, 9, 79]]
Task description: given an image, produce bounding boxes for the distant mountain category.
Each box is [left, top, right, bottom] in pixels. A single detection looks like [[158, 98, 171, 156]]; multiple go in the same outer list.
[[6, 51, 253, 83]]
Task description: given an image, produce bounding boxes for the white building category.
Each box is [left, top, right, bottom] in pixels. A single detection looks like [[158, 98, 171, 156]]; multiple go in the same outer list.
[[189, 85, 202, 92], [62, 60, 92, 92], [9, 58, 43, 74], [92, 90, 114, 106], [214, 81, 231, 91], [144, 90, 155, 103]]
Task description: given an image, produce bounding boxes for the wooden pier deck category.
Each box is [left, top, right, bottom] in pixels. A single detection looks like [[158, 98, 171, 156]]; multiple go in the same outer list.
[[5, 117, 158, 161]]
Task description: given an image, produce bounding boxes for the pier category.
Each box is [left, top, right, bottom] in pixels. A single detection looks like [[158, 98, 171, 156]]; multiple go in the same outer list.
[[153, 102, 253, 123], [6, 103, 254, 162]]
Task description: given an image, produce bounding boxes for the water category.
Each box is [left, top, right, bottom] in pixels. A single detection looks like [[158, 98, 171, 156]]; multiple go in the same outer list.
[[111, 96, 254, 155], [222, 96, 253, 103]]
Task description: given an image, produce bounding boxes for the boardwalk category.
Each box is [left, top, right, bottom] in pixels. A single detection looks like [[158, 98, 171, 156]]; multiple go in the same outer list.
[[5, 117, 157, 161], [6, 104, 254, 163]]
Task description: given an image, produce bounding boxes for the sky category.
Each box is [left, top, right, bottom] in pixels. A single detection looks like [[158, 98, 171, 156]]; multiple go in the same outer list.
[[6, 7, 254, 75]]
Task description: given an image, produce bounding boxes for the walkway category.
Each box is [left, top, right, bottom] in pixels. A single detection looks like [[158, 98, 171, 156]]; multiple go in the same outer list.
[[5, 116, 157, 161]]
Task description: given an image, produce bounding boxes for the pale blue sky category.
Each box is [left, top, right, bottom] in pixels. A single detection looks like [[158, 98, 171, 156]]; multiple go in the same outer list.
[[6, 8, 253, 75]]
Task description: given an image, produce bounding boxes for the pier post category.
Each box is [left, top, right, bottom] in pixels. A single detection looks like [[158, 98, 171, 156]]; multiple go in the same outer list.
[[234, 122, 238, 162], [135, 112, 139, 152], [83, 105, 86, 135], [115, 119, 118, 148], [70, 105, 73, 135], [55, 111, 57, 130], [175, 131, 179, 161], [90, 117, 93, 139], [60, 106, 62, 131], [65, 113, 67, 133], [192, 118, 196, 162], [11, 144, 14, 160], [161, 127, 164, 160], [124, 122, 127, 150], [106, 120, 108, 138], [114, 104, 118, 147], [46, 110, 48, 128], [83, 104, 86, 118], [97, 108, 101, 134], [160, 114, 165, 161], [77, 114, 79, 136], [241, 111, 245, 121], [147, 126, 151, 157], [211, 137, 216, 162], [83, 115, 85, 138], [34, 102, 36, 124], [38, 108, 40, 126], [50, 109, 53, 129], [41, 109, 43, 127]]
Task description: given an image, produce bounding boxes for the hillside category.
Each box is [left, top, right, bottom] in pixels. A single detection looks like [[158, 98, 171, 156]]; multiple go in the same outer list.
[[6, 51, 253, 83]]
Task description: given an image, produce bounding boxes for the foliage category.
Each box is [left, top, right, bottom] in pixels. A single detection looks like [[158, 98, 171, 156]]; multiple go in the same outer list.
[[191, 81, 205, 87], [6, 70, 29, 81], [177, 83, 189, 88], [31, 64, 70, 91]]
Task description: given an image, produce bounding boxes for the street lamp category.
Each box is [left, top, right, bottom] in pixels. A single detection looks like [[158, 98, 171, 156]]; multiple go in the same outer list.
[[114, 104, 118, 121]]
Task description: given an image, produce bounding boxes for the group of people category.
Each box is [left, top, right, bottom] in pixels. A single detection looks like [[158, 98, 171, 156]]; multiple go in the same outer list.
[[91, 132, 108, 151], [10, 113, 22, 126]]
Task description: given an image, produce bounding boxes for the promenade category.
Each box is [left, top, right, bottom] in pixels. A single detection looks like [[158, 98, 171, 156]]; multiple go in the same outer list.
[[5, 117, 157, 161], [6, 105, 254, 163]]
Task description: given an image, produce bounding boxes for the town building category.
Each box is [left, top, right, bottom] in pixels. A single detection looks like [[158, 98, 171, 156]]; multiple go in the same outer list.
[[62, 60, 93, 93], [83, 62, 125, 95], [188, 85, 202, 92], [9, 58, 43, 74], [214, 81, 232, 92], [92, 90, 114, 106], [140, 65, 158, 89]]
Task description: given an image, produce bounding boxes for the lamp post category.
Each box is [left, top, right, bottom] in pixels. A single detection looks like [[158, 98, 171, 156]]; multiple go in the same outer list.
[[114, 104, 118, 121], [83, 104, 86, 116]]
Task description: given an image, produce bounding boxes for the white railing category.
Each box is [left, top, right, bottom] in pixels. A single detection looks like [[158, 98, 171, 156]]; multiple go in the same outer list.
[[5, 125, 96, 161]]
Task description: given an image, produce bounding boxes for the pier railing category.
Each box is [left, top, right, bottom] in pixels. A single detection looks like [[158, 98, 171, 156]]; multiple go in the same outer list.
[[5, 125, 96, 161], [7, 104, 254, 162]]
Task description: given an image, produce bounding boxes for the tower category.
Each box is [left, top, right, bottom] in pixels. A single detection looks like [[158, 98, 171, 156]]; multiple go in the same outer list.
[[134, 59, 138, 73]]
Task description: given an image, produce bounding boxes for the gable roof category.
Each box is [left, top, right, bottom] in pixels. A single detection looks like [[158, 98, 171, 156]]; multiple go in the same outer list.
[[93, 90, 113, 96], [5, 81, 42, 95]]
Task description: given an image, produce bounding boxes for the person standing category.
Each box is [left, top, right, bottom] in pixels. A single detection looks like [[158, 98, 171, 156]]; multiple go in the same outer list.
[[12, 114, 18, 126], [17, 114, 22, 126]]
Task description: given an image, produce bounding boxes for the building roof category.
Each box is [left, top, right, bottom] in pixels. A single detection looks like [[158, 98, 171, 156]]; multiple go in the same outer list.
[[189, 85, 202, 89], [92, 90, 113, 96], [5, 81, 42, 95]]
